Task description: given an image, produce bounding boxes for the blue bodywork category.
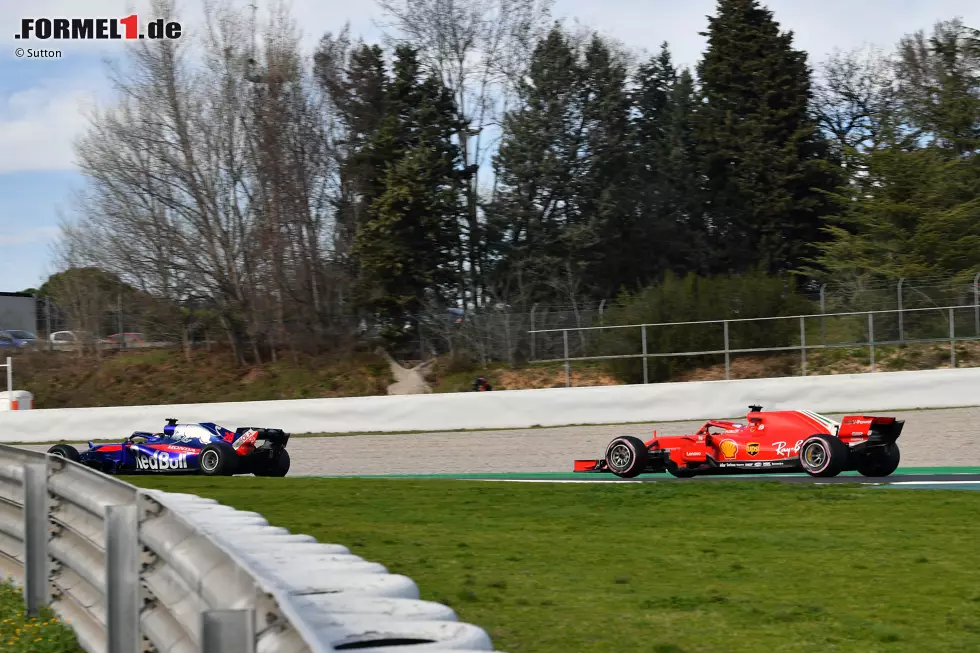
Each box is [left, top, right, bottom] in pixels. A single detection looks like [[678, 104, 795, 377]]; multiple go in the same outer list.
[[50, 419, 291, 476]]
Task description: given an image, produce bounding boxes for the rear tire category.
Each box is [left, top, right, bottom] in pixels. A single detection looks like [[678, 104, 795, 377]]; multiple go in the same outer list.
[[199, 444, 236, 476], [799, 434, 848, 478], [604, 436, 649, 478], [254, 449, 290, 477], [857, 443, 900, 477], [47, 444, 80, 462]]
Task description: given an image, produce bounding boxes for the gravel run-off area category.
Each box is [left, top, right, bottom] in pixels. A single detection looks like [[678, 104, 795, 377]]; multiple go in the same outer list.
[[16, 406, 979, 476]]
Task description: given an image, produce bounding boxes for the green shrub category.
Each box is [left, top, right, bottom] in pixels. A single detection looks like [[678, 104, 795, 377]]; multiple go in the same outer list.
[[596, 272, 816, 383]]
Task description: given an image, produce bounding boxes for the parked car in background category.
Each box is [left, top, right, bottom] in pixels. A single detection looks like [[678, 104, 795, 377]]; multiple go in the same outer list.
[[103, 332, 148, 346], [2, 330, 37, 346], [49, 330, 95, 351], [0, 329, 37, 349], [0, 331, 26, 349]]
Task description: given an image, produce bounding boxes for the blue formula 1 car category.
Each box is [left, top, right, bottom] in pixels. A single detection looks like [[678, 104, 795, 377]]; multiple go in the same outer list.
[[46, 418, 291, 477]]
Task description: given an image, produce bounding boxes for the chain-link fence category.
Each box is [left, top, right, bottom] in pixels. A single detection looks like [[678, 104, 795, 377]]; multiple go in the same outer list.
[[7, 274, 980, 370]]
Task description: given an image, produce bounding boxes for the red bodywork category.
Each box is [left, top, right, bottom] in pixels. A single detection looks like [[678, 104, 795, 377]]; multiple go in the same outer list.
[[574, 407, 904, 477]]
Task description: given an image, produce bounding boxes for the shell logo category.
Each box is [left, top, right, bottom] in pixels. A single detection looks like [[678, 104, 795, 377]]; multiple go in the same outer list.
[[720, 439, 738, 459]]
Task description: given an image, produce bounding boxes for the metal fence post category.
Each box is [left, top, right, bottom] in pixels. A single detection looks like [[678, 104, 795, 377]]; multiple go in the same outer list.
[[819, 284, 827, 345], [800, 316, 807, 376], [5, 356, 11, 406], [529, 304, 537, 361], [950, 307, 956, 369], [897, 278, 905, 343], [23, 462, 49, 616], [974, 271, 979, 336], [106, 503, 140, 653], [202, 609, 256, 653], [641, 325, 648, 385], [562, 329, 570, 388], [723, 320, 730, 380], [868, 312, 875, 372]]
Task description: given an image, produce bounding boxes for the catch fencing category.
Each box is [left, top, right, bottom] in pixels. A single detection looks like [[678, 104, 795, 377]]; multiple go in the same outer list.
[[529, 302, 980, 387], [0, 444, 499, 652]]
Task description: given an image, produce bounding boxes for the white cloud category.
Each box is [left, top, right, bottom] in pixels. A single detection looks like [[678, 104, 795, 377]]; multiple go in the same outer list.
[[0, 78, 102, 173], [0, 226, 60, 246]]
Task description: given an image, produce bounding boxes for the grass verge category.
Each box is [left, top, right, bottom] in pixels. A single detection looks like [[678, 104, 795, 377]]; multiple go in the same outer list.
[[129, 476, 980, 653], [0, 578, 82, 652]]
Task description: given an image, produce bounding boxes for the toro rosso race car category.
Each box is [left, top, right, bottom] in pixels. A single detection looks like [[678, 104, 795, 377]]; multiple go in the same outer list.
[[574, 405, 903, 479], [46, 419, 290, 477]]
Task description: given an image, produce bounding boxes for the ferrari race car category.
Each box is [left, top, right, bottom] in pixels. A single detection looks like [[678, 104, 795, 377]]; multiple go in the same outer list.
[[46, 418, 291, 477], [574, 405, 904, 479]]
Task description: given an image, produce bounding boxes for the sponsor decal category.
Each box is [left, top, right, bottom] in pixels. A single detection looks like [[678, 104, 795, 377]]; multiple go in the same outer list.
[[135, 451, 188, 471], [747, 442, 760, 457], [843, 418, 873, 425], [163, 445, 198, 454], [720, 461, 784, 468], [758, 424, 765, 430], [233, 429, 259, 451], [773, 440, 804, 457], [719, 439, 738, 459]]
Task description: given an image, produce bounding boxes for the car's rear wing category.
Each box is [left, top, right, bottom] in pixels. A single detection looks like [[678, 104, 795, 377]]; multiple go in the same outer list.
[[235, 427, 289, 445], [838, 415, 904, 445]]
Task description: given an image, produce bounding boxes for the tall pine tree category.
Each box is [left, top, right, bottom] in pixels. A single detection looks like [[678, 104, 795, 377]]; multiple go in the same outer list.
[[696, 0, 840, 277], [630, 44, 709, 280], [353, 46, 467, 338]]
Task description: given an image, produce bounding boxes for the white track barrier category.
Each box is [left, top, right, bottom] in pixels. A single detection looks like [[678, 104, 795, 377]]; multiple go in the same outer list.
[[1, 367, 979, 443], [0, 445, 501, 652]]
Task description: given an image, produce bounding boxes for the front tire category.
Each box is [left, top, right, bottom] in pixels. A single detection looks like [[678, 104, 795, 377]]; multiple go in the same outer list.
[[199, 444, 237, 476], [604, 436, 649, 478], [799, 434, 849, 478], [253, 449, 290, 477], [857, 443, 900, 477], [47, 444, 80, 462]]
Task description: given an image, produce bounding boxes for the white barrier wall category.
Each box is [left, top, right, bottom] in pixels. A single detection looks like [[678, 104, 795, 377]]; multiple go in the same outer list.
[[0, 367, 978, 443]]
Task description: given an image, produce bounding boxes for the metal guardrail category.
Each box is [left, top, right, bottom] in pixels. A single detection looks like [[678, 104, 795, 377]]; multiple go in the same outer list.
[[529, 303, 980, 386], [0, 444, 501, 652]]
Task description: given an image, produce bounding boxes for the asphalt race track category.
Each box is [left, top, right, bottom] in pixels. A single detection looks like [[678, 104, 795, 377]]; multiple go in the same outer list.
[[14, 406, 980, 488]]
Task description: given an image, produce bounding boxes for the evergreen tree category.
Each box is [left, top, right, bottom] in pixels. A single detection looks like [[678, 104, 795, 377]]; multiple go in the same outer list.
[[315, 39, 388, 269], [814, 21, 980, 283], [571, 34, 634, 297], [485, 25, 584, 301], [696, 0, 841, 277], [630, 45, 709, 279], [353, 46, 466, 337]]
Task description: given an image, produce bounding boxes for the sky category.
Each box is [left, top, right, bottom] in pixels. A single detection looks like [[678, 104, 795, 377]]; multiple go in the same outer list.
[[0, 0, 977, 292]]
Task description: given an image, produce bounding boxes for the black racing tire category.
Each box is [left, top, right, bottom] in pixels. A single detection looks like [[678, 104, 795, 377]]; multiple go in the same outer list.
[[604, 436, 649, 478], [253, 449, 290, 477], [798, 434, 849, 478], [199, 444, 237, 476], [857, 443, 901, 477], [47, 444, 80, 462]]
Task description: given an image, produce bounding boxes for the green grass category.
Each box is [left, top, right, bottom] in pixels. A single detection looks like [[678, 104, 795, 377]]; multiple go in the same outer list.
[[128, 476, 980, 653], [0, 579, 82, 652]]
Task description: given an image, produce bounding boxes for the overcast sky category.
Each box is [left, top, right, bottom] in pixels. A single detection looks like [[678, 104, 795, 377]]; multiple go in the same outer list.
[[0, 0, 977, 293]]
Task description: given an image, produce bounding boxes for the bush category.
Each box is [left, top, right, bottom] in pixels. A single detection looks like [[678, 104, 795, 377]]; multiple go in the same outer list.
[[596, 272, 816, 383]]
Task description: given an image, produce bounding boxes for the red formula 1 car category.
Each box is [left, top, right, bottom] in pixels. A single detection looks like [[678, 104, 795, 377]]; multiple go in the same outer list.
[[574, 405, 904, 479]]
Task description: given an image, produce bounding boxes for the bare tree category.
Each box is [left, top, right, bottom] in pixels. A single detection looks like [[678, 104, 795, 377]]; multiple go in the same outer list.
[[63, 0, 349, 365], [813, 46, 899, 171]]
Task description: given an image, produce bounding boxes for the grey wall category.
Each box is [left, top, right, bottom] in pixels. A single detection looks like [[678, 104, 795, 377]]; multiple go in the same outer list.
[[0, 294, 37, 333]]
